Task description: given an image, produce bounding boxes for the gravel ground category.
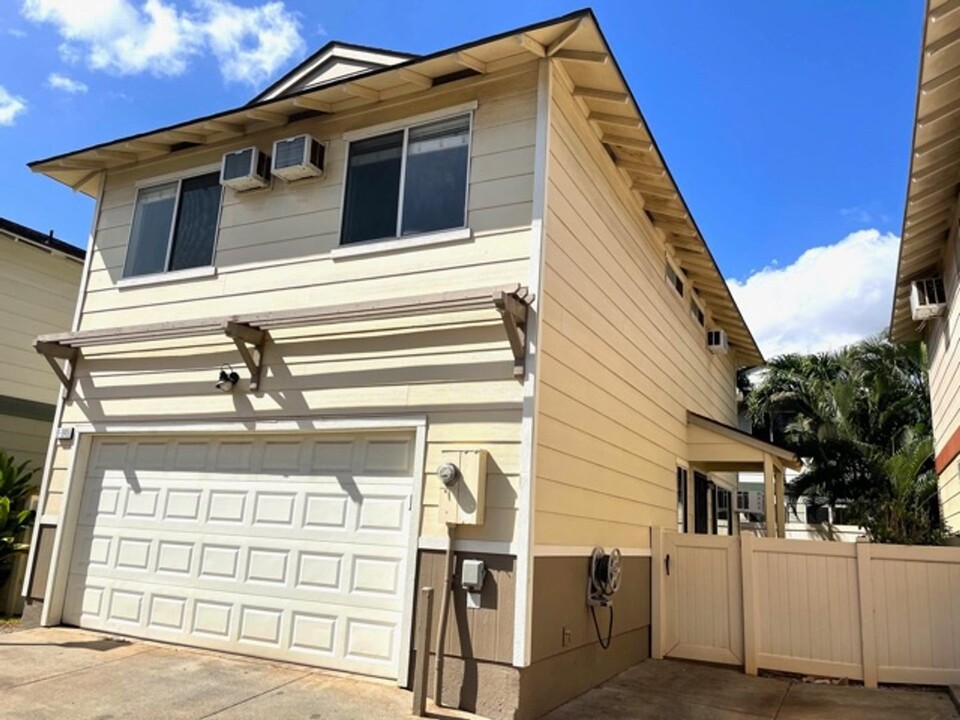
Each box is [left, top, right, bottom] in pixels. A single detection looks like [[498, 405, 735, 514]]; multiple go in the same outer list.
[[0, 619, 22, 634]]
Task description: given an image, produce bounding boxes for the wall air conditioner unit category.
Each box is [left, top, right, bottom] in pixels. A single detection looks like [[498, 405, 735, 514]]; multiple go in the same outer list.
[[910, 277, 948, 321], [272, 134, 325, 181], [707, 328, 729, 355], [220, 147, 270, 191]]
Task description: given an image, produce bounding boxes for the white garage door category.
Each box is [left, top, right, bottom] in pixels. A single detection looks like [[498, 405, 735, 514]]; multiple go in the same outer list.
[[62, 431, 416, 679]]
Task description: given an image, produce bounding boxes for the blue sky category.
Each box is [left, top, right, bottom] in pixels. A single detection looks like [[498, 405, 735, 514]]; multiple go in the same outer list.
[[0, 1, 924, 356]]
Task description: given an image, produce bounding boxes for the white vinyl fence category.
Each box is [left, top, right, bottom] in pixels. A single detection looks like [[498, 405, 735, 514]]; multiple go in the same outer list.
[[653, 531, 960, 687]]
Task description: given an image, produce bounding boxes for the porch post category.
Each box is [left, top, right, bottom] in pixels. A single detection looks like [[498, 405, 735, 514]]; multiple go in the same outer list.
[[763, 453, 776, 538], [775, 464, 786, 539]]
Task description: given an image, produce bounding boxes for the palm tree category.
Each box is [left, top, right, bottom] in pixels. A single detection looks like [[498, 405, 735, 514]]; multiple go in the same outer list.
[[745, 336, 946, 545]]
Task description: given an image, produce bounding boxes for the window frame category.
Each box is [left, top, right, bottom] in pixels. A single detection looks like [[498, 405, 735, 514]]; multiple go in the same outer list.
[[338, 102, 476, 247], [121, 163, 224, 282], [665, 258, 685, 299], [690, 291, 706, 328]]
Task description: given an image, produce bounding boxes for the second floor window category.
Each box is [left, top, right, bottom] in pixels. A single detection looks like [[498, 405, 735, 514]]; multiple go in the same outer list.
[[341, 113, 471, 245], [123, 172, 222, 278]]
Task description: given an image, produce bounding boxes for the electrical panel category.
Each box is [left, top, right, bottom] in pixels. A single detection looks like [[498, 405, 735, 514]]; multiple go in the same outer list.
[[438, 448, 487, 526]]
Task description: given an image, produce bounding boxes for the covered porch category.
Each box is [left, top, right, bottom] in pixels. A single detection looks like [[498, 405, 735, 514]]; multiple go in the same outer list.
[[686, 411, 801, 538]]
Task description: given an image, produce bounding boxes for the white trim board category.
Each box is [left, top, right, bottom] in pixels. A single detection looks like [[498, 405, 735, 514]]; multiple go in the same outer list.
[[39, 415, 427, 688], [513, 57, 552, 669]]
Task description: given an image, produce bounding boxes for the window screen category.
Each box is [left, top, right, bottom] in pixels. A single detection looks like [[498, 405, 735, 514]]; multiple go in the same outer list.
[[341, 131, 404, 244], [169, 173, 221, 271], [341, 113, 471, 245], [123, 172, 221, 279], [401, 115, 470, 235]]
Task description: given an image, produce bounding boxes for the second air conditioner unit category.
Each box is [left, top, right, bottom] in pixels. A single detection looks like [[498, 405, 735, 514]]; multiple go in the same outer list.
[[910, 277, 948, 321], [707, 328, 729, 355], [272, 134, 325, 181], [220, 147, 270, 191]]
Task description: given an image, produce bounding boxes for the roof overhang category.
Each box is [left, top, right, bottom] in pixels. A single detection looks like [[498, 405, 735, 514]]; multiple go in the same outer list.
[[687, 411, 801, 472], [28, 8, 762, 365], [891, 0, 960, 343], [0, 217, 84, 261]]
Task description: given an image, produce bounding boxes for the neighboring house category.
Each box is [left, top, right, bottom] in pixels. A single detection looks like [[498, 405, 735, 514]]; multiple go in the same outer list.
[[737, 472, 864, 542], [0, 218, 83, 468], [891, 1, 960, 537], [22, 11, 796, 719]]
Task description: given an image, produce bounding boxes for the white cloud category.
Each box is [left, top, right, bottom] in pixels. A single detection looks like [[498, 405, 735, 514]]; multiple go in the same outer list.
[[727, 229, 900, 358], [47, 72, 89, 93], [199, 0, 306, 86], [0, 86, 27, 126], [7, 28, 27, 37], [21, 0, 304, 85]]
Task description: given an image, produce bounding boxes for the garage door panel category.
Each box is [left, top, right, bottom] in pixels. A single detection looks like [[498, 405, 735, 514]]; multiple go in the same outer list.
[[71, 528, 409, 611], [65, 577, 405, 674], [63, 432, 416, 679]]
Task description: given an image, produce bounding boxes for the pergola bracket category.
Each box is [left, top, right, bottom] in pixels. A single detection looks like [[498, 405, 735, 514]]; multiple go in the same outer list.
[[492, 287, 532, 379], [35, 341, 79, 396], [222, 321, 268, 392]]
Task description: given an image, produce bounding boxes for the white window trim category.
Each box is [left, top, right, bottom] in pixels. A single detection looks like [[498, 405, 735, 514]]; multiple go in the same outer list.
[[341, 100, 478, 142], [330, 226, 471, 260], [338, 103, 475, 248], [117, 264, 217, 288], [665, 256, 685, 299], [690, 291, 706, 329], [123, 163, 224, 281]]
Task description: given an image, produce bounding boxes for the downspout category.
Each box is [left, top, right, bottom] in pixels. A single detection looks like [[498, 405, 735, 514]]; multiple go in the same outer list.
[[433, 523, 456, 706]]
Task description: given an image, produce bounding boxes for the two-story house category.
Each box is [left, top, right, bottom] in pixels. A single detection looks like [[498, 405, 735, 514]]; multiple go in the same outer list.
[[891, 0, 960, 539], [0, 218, 83, 469], [22, 10, 795, 718]]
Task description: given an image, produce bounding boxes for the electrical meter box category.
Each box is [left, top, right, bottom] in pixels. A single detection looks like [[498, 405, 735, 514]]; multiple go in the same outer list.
[[438, 448, 488, 526]]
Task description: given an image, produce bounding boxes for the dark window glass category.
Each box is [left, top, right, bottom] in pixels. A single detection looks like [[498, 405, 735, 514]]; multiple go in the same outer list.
[[169, 172, 221, 271], [124, 182, 177, 277], [401, 115, 470, 236], [341, 131, 403, 244], [694, 473, 709, 534]]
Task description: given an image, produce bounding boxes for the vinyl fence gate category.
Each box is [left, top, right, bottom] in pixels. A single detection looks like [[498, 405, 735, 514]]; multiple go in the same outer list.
[[651, 530, 960, 687]]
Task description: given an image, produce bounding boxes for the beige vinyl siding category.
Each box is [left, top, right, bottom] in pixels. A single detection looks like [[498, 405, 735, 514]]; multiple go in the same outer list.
[[81, 62, 539, 325], [928, 230, 960, 456], [0, 413, 50, 469], [48, 65, 539, 547], [0, 235, 82, 404], [533, 68, 738, 548]]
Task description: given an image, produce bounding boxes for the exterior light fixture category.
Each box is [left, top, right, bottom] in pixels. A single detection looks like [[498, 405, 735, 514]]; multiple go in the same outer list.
[[216, 365, 240, 393]]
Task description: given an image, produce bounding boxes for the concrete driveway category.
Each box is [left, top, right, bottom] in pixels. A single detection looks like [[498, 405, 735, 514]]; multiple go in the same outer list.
[[544, 659, 960, 720], [0, 627, 478, 720]]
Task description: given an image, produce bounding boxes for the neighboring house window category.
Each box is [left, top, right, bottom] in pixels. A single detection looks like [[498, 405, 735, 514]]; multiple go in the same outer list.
[[123, 172, 222, 278], [690, 294, 705, 327], [666, 262, 684, 297], [677, 466, 688, 533], [805, 504, 830, 524], [737, 490, 749, 510], [341, 113, 471, 245]]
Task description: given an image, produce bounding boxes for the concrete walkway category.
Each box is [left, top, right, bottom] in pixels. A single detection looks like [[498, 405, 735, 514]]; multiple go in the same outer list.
[[544, 659, 960, 720], [0, 627, 478, 720]]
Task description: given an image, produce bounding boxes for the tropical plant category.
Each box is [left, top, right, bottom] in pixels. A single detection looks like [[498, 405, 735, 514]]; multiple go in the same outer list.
[[745, 336, 947, 545], [0, 451, 38, 590]]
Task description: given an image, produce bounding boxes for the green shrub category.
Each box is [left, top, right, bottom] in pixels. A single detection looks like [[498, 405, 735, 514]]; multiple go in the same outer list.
[[0, 452, 38, 590]]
